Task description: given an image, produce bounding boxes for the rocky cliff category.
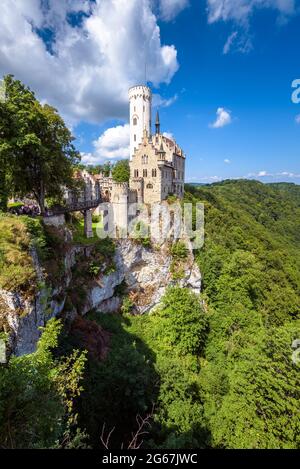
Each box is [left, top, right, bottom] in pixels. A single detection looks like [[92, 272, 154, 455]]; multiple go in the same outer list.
[[1, 232, 201, 356]]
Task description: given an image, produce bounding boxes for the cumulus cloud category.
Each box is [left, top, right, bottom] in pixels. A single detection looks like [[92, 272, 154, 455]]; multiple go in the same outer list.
[[159, 0, 189, 21], [210, 107, 232, 128], [82, 124, 130, 165], [224, 158, 231, 164], [0, 0, 179, 125], [296, 114, 300, 124]]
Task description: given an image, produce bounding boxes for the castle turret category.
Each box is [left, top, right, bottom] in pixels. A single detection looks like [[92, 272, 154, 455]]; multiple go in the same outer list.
[[129, 85, 152, 160]]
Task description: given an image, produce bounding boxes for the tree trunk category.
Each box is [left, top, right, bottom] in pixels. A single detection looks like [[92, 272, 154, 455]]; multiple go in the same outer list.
[[38, 181, 45, 215], [0, 165, 8, 212]]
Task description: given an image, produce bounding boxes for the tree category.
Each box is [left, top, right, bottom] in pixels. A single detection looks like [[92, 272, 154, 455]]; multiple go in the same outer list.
[[156, 287, 208, 356], [0, 80, 14, 211], [0, 318, 87, 448], [112, 160, 130, 182], [1, 75, 80, 214]]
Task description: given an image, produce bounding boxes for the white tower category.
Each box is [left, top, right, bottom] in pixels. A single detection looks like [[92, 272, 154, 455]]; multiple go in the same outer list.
[[129, 85, 152, 160]]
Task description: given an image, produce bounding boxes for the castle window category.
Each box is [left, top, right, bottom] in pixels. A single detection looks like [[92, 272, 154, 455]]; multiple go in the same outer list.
[[146, 183, 153, 189], [133, 117, 137, 125], [142, 155, 148, 164], [134, 134, 136, 142], [143, 169, 148, 177], [134, 170, 139, 177], [152, 169, 157, 178]]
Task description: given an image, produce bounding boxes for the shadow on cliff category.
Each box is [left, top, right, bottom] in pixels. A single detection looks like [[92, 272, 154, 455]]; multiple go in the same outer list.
[[57, 311, 211, 449], [57, 311, 159, 449]]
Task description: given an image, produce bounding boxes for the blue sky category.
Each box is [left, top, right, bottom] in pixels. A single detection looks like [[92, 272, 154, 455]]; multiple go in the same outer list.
[[1, 0, 300, 183]]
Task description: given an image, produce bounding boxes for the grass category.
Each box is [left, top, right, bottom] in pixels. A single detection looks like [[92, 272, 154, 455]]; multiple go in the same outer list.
[[69, 218, 103, 245], [0, 214, 36, 295], [7, 202, 23, 209]]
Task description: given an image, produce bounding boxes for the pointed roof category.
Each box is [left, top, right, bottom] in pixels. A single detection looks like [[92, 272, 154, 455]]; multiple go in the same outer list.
[[158, 142, 165, 154], [156, 111, 160, 125]]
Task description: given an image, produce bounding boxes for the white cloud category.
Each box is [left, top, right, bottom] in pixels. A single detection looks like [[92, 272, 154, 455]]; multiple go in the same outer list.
[[188, 170, 300, 184], [82, 124, 130, 165], [223, 31, 238, 54], [224, 158, 231, 164], [159, 0, 189, 21], [208, 0, 297, 53], [163, 132, 174, 140], [210, 107, 232, 128], [295, 114, 300, 124], [0, 0, 179, 125], [153, 93, 178, 108], [207, 0, 297, 24], [223, 31, 253, 54], [247, 170, 300, 178]]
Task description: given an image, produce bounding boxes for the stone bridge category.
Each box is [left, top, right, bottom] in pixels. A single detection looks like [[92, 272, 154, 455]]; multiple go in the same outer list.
[[48, 192, 103, 238]]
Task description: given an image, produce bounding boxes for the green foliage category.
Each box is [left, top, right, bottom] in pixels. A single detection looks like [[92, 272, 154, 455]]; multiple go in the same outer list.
[[111, 159, 130, 182], [0, 75, 80, 213], [155, 288, 208, 356], [131, 220, 151, 247], [0, 319, 86, 448], [121, 296, 134, 314], [169, 241, 188, 280], [185, 180, 300, 448], [0, 214, 36, 294], [72, 312, 157, 448], [92, 214, 100, 223], [88, 261, 101, 278], [170, 241, 188, 260]]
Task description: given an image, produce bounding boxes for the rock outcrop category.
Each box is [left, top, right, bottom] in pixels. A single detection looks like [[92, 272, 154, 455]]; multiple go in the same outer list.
[[83, 238, 201, 314], [1, 234, 201, 356]]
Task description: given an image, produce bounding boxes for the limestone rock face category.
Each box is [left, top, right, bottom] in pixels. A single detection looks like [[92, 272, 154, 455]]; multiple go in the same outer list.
[[1, 235, 202, 356], [117, 239, 201, 314], [0, 288, 65, 356], [85, 239, 202, 315], [0, 243, 79, 357]]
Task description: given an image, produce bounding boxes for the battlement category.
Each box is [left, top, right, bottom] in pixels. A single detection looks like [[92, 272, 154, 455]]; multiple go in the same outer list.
[[129, 85, 152, 101]]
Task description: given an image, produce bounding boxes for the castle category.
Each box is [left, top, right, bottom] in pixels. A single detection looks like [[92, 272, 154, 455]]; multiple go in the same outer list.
[[76, 85, 185, 206], [67, 85, 186, 237]]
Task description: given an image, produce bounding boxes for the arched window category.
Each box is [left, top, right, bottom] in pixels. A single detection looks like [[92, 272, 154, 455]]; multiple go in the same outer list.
[[134, 170, 139, 178], [133, 117, 137, 125], [143, 169, 148, 177], [146, 183, 153, 189], [134, 134, 136, 142], [152, 169, 157, 177]]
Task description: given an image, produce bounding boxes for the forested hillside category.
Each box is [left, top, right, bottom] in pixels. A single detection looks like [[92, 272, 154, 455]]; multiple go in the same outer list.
[[0, 180, 299, 449], [187, 180, 300, 448]]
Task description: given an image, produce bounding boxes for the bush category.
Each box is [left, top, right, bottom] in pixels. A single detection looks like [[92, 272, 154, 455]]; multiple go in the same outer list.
[[170, 241, 188, 260], [155, 287, 208, 356], [0, 215, 36, 294]]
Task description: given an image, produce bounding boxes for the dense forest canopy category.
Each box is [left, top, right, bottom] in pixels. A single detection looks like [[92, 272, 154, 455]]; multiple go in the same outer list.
[[0, 177, 299, 448]]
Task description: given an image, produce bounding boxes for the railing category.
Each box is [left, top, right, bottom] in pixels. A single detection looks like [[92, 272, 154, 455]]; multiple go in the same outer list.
[[48, 196, 102, 216]]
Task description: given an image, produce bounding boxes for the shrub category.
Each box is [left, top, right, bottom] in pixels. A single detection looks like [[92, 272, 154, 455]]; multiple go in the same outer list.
[[155, 287, 208, 356], [170, 241, 188, 260]]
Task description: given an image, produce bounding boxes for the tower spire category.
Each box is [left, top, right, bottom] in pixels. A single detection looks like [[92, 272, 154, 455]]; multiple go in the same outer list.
[[155, 111, 160, 134]]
